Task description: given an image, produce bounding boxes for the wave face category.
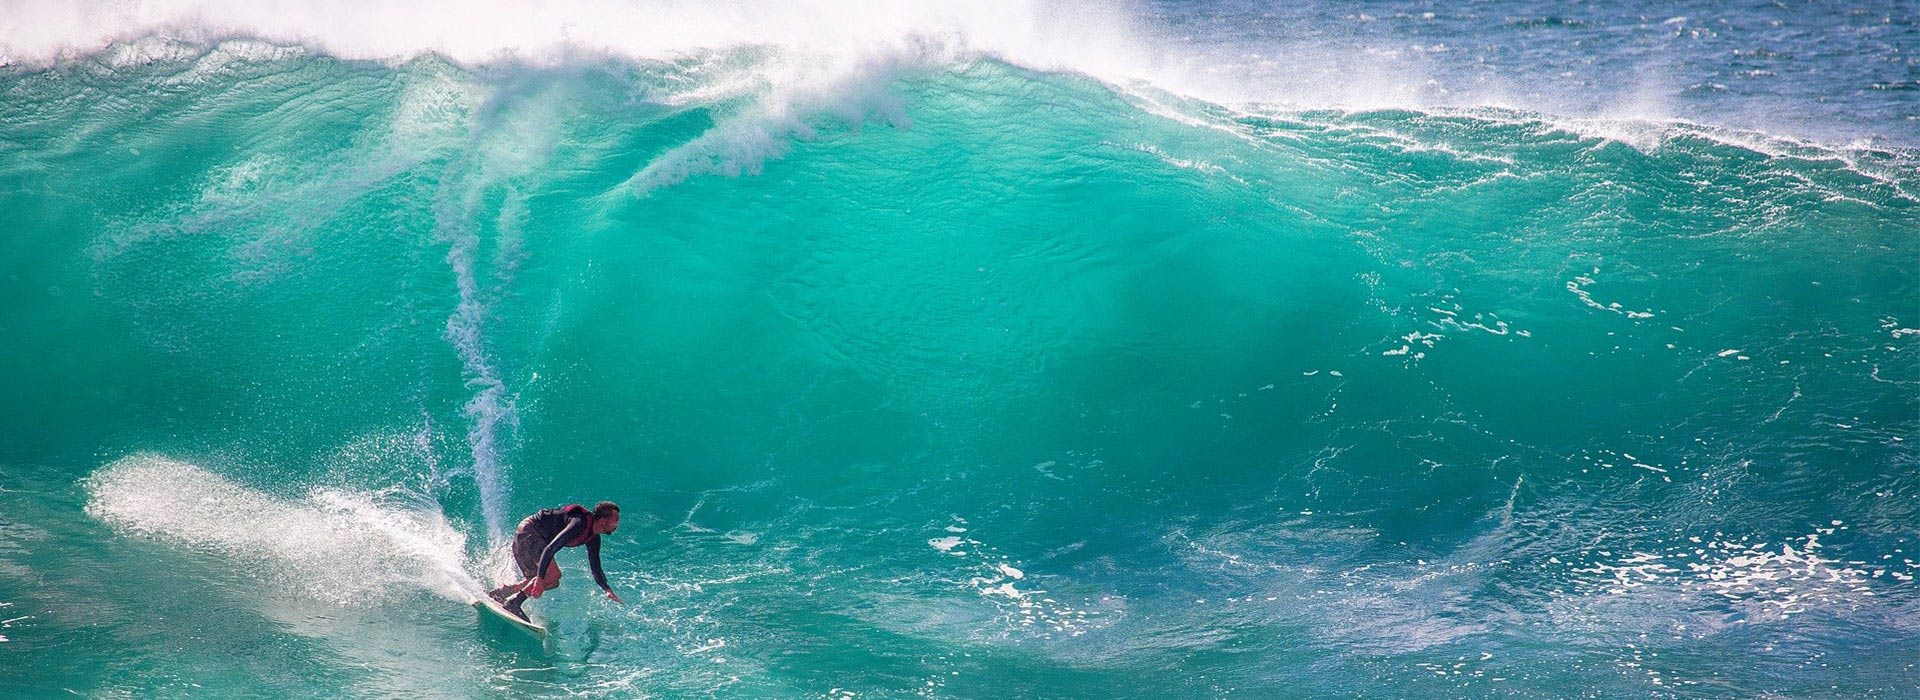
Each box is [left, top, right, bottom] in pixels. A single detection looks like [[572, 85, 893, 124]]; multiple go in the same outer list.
[[2, 12, 1918, 700]]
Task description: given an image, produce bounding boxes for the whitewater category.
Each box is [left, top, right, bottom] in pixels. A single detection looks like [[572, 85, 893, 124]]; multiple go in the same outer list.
[[1, 1, 1916, 698]]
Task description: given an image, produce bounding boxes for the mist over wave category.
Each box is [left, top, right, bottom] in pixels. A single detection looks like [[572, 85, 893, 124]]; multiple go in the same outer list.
[[6, 0, 1916, 145]]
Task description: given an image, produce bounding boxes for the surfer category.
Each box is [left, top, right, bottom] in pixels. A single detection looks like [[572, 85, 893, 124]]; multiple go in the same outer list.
[[488, 501, 625, 619]]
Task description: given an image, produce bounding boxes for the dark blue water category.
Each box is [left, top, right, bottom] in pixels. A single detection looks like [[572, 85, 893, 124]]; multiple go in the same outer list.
[[1142, 0, 1920, 145]]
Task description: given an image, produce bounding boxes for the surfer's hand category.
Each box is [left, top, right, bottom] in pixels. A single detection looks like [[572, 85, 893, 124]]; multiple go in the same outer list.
[[605, 590, 624, 604]]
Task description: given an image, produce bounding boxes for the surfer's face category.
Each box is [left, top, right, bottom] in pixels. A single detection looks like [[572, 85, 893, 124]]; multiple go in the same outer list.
[[597, 513, 620, 534]]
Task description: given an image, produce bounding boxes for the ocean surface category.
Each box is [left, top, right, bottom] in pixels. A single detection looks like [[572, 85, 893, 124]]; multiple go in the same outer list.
[[2, 1, 1917, 698]]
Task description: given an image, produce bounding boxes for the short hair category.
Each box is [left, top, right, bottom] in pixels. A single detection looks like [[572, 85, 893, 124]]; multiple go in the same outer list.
[[593, 501, 620, 518]]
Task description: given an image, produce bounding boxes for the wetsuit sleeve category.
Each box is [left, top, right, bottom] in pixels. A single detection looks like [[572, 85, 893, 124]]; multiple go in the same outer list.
[[587, 535, 612, 591], [534, 517, 586, 579]]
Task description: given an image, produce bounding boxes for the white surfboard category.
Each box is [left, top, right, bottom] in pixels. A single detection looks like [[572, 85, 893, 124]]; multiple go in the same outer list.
[[471, 595, 547, 636]]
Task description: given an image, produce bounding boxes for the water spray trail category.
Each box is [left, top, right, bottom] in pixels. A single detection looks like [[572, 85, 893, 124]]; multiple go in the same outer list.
[[86, 455, 479, 603], [437, 170, 516, 539]]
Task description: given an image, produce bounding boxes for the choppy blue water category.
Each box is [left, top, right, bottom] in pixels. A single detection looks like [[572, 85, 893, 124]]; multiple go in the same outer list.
[[2, 1, 1917, 698]]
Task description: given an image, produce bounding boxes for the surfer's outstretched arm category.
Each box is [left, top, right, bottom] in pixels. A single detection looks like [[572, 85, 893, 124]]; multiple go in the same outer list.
[[587, 536, 619, 603]]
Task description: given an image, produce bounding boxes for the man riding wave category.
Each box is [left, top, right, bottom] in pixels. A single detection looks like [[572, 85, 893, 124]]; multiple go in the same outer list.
[[488, 500, 625, 620]]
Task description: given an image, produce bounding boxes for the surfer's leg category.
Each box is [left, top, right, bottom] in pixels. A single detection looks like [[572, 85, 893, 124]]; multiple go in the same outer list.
[[502, 562, 558, 609], [494, 530, 542, 602], [501, 583, 534, 617], [500, 564, 558, 619], [501, 595, 529, 620]]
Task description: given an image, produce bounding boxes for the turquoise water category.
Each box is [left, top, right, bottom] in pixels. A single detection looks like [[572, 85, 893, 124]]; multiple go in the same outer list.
[[3, 2, 1919, 698]]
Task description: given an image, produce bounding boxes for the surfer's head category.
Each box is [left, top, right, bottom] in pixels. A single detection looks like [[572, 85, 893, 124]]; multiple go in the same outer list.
[[592, 501, 620, 534]]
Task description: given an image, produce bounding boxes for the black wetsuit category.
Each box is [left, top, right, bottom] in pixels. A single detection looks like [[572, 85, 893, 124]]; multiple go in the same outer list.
[[512, 505, 610, 592]]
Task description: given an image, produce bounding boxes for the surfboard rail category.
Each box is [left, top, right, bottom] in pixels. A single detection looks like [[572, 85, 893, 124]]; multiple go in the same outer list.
[[471, 595, 548, 636]]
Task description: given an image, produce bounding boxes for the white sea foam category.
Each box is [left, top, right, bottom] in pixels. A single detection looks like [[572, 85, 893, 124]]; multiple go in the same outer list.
[[925, 523, 1105, 638], [1566, 530, 1907, 626]]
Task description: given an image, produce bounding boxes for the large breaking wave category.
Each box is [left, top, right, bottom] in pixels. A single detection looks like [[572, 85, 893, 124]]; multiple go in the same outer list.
[[3, 4, 1916, 696]]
